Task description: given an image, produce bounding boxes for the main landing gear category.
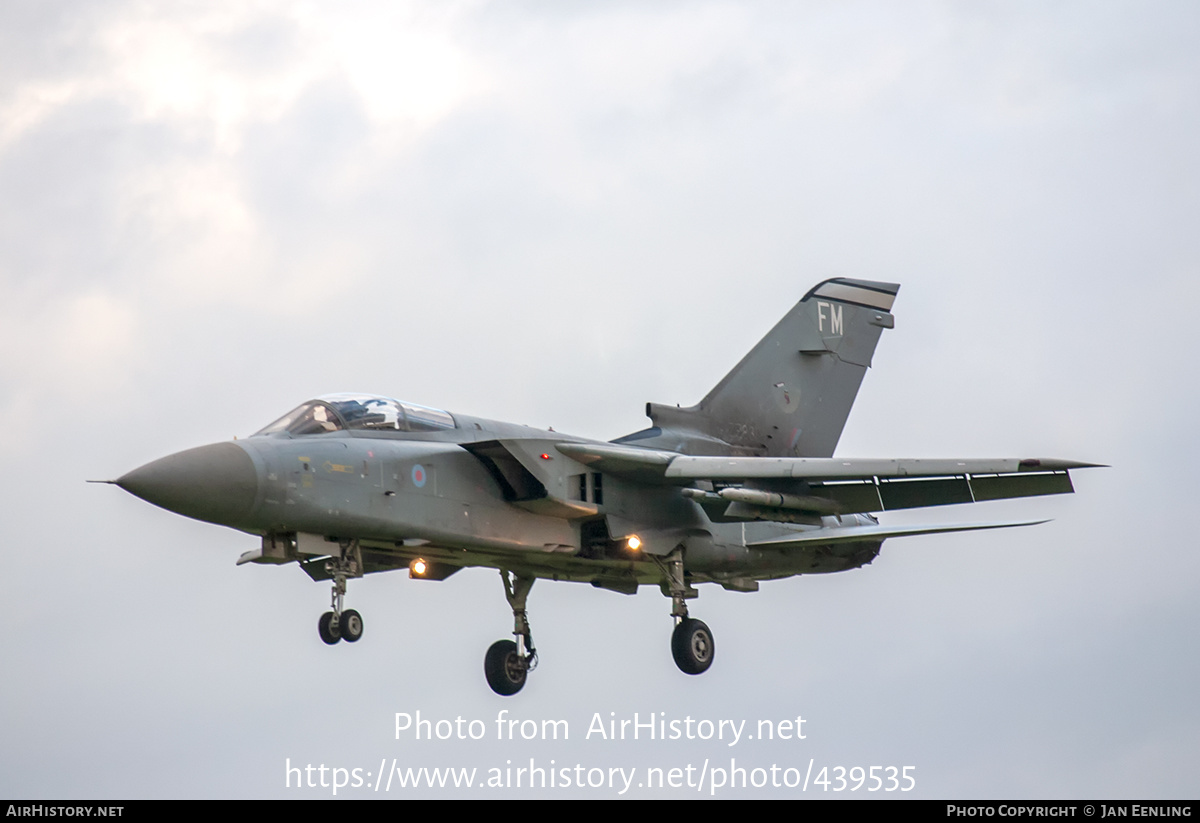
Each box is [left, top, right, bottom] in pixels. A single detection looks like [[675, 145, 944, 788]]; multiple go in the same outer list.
[[659, 549, 714, 675], [478, 551, 716, 694], [317, 541, 364, 646], [484, 571, 537, 696]]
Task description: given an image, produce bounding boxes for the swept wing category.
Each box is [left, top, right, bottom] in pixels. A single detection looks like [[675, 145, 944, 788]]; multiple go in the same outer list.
[[556, 441, 1100, 518]]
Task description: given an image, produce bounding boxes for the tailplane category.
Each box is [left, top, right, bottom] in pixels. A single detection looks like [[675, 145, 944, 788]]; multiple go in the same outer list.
[[617, 278, 899, 457]]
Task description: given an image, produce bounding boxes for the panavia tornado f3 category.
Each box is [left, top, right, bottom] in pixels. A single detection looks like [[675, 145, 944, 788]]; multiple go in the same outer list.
[[108, 279, 1098, 695]]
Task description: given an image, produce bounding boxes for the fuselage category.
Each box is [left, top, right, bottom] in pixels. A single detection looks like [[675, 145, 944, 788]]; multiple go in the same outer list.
[[116, 394, 884, 589]]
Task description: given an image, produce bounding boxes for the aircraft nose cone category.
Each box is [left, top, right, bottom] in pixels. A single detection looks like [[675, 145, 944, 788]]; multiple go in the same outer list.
[[118, 442, 259, 526]]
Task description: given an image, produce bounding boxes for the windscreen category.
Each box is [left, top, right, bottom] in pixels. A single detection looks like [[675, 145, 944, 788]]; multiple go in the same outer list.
[[253, 394, 456, 435]]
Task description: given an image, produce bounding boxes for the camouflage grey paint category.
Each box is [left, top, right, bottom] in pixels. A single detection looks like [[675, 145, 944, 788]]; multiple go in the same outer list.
[[622, 278, 898, 458], [114, 279, 1096, 604]]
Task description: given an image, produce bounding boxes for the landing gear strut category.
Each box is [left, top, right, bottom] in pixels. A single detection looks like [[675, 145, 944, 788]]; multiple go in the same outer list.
[[485, 571, 537, 696], [657, 549, 715, 675], [317, 540, 364, 645]]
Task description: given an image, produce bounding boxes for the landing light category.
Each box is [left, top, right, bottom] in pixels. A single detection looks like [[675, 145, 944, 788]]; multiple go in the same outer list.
[[410, 558, 428, 578], [627, 536, 642, 551]]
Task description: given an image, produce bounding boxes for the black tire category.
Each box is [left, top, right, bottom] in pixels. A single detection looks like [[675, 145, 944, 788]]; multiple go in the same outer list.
[[340, 609, 364, 643], [484, 639, 527, 696], [671, 618, 715, 675], [318, 611, 341, 645]]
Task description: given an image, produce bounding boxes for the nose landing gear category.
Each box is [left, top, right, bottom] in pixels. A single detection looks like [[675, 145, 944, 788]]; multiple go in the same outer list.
[[316, 541, 364, 645]]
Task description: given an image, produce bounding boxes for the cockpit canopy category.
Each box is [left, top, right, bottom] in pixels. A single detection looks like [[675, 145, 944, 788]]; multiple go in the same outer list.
[[254, 394, 457, 436]]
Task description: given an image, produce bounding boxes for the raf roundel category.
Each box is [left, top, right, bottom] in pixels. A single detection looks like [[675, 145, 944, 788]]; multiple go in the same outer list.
[[411, 464, 427, 488]]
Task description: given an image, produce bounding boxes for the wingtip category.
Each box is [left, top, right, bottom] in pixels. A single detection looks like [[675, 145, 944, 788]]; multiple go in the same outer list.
[[1019, 459, 1108, 471]]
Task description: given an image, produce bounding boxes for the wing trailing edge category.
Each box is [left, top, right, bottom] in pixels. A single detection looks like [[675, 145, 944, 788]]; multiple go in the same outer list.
[[746, 519, 1049, 549]]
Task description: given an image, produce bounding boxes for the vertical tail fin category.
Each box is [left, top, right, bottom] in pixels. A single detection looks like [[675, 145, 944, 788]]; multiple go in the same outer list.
[[620, 278, 899, 457]]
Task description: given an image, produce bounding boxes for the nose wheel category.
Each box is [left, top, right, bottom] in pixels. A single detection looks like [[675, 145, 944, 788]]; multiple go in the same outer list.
[[316, 542, 364, 645], [339, 609, 363, 642], [318, 607, 364, 645], [318, 611, 340, 645]]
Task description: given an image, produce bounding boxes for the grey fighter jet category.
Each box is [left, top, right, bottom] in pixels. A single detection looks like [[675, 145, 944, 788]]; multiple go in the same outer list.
[[110, 279, 1097, 696]]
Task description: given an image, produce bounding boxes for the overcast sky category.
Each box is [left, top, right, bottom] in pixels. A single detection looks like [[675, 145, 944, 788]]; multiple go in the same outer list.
[[2, 0, 1198, 799]]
